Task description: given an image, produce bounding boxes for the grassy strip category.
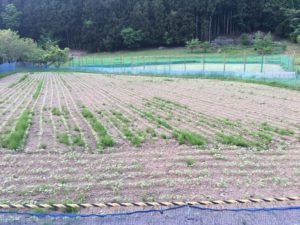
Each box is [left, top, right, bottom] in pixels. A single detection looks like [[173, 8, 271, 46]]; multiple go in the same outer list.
[[33, 80, 43, 99], [9, 74, 29, 88], [153, 97, 189, 109], [82, 107, 115, 150], [140, 111, 172, 130], [217, 133, 252, 147], [110, 110, 142, 146], [122, 128, 142, 147], [173, 130, 207, 146], [111, 111, 130, 124], [1, 109, 32, 150], [261, 122, 294, 136]]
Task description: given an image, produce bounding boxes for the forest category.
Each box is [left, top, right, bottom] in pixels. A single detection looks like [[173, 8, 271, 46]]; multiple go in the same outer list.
[[0, 0, 299, 51]]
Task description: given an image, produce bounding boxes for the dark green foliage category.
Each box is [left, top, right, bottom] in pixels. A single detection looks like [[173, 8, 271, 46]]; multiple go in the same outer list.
[[173, 130, 207, 146], [1, 0, 298, 51], [1, 3, 21, 30], [1, 109, 32, 150], [121, 27, 143, 49]]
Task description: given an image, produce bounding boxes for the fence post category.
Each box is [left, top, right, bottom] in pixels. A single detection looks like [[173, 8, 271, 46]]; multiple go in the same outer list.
[[202, 55, 205, 73], [169, 56, 171, 74], [260, 55, 264, 73], [244, 49, 247, 75], [223, 53, 226, 76]]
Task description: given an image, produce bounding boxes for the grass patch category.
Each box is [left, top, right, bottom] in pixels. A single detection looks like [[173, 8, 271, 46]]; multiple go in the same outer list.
[[217, 133, 251, 147], [173, 130, 207, 146], [52, 107, 62, 116], [81, 107, 115, 150], [185, 158, 196, 167], [141, 111, 172, 129], [122, 128, 142, 147], [261, 122, 294, 136], [111, 110, 130, 124], [1, 109, 32, 150], [154, 97, 188, 109], [146, 127, 157, 137], [73, 135, 85, 147], [33, 80, 43, 99], [39, 143, 47, 149], [57, 133, 70, 146]]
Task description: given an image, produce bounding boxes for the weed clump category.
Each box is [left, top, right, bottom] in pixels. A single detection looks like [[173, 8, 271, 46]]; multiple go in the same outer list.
[[173, 130, 207, 146], [82, 107, 115, 150], [217, 133, 251, 147], [1, 109, 32, 150]]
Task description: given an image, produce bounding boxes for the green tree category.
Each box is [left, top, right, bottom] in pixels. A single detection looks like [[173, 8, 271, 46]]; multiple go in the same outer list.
[[254, 32, 274, 54], [186, 39, 201, 52], [43, 44, 70, 68], [0, 29, 43, 63], [1, 4, 22, 30], [297, 35, 300, 44], [120, 27, 143, 49]]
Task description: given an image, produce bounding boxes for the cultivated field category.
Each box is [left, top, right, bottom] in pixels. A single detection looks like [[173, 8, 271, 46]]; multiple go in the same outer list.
[[0, 72, 300, 205]]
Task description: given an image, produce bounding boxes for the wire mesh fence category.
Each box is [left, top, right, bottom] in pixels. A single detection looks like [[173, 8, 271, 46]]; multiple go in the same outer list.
[[1, 205, 300, 225], [0, 54, 298, 83], [65, 54, 298, 80]]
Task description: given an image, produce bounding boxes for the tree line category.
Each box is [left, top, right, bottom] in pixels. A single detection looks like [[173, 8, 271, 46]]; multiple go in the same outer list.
[[0, 0, 299, 52]]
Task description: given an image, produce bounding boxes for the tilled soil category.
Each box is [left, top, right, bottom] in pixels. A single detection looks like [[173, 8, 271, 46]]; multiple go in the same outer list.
[[0, 72, 299, 207]]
